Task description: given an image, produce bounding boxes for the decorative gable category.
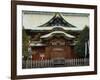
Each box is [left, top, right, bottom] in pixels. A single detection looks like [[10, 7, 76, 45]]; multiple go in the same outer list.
[[38, 13, 76, 27]]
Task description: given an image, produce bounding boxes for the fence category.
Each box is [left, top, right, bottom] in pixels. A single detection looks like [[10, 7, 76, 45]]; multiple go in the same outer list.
[[22, 58, 89, 69]]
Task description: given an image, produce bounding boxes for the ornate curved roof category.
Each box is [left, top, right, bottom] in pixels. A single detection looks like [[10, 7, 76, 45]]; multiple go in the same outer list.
[[40, 31, 75, 39], [38, 13, 76, 27]]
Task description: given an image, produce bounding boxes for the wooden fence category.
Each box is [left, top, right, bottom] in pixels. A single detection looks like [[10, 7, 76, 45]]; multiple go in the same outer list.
[[22, 58, 89, 69]]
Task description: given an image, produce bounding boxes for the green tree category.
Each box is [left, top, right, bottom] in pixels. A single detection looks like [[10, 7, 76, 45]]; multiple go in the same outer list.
[[74, 26, 89, 58], [22, 27, 30, 61]]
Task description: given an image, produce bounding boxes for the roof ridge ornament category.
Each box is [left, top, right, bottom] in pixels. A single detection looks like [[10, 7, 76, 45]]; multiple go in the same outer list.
[[55, 12, 61, 17]]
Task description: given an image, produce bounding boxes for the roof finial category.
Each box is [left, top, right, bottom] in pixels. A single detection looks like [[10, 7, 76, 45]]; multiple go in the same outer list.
[[55, 12, 61, 17]]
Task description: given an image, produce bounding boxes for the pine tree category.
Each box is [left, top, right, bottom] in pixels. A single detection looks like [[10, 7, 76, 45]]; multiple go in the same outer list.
[[74, 26, 89, 58]]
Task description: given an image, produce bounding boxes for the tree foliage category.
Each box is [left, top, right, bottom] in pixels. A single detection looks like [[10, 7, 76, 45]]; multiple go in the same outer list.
[[74, 26, 89, 58], [22, 27, 30, 60]]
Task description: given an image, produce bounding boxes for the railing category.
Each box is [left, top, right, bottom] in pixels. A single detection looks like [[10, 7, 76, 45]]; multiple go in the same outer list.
[[22, 58, 89, 69]]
